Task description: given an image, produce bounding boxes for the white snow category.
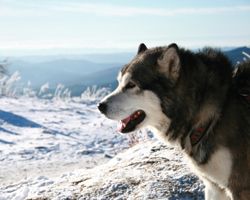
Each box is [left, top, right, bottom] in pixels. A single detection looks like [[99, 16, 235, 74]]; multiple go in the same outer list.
[[0, 96, 205, 199]]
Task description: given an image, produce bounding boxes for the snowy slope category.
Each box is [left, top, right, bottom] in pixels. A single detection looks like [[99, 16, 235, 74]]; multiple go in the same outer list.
[[0, 96, 136, 187], [0, 96, 205, 199], [1, 140, 205, 200]]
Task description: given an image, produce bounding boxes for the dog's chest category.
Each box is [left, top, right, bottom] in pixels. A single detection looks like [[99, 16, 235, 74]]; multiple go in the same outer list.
[[185, 147, 232, 188]]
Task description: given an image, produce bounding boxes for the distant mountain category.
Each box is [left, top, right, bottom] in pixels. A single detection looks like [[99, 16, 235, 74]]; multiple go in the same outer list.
[[8, 52, 136, 64], [68, 67, 120, 96], [224, 46, 250, 66], [8, 59, 122, 88], [3, 46, 250, 97]]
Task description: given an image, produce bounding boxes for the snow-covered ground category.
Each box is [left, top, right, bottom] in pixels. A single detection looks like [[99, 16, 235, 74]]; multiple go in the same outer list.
[[0, 96, 205, 199], [0, 96, 134, 185]]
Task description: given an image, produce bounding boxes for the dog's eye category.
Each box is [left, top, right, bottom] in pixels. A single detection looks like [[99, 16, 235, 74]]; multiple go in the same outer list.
[[125, 82, 136, 89]]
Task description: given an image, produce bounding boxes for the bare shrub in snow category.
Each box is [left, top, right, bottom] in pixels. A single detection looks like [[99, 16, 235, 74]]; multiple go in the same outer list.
[[39, 82, 50, 96], [0, 71, 22, 96], [0, 58, 9, 77], [23, 88, 37, 98], [81, 85, 110, 101], [53, 84, 71, 102]]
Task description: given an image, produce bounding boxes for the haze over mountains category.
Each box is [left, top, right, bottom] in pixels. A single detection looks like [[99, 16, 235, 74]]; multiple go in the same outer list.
[[3, 46, 250, 97]]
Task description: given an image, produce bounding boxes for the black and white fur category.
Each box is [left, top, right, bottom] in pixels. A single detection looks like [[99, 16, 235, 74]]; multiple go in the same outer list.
[[98, 43, 250, 200]]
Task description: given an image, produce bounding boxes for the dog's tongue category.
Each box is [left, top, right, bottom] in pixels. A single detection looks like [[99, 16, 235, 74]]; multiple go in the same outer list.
[[117, 116, 130, 132]]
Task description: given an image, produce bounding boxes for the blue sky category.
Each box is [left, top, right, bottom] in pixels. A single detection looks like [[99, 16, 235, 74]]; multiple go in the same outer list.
[[0, 0, 250, 56]]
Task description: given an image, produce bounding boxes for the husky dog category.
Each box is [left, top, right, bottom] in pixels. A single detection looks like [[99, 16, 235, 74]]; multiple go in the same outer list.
[[98, 43, 250, 200]]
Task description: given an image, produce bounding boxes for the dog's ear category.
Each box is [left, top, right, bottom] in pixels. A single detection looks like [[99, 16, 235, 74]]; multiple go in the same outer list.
[[137, 43, 148, 54], [157, 43, 180, 82]]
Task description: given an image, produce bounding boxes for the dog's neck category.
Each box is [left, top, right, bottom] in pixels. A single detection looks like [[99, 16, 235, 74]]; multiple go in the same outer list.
[[189, 119, 213, 146]]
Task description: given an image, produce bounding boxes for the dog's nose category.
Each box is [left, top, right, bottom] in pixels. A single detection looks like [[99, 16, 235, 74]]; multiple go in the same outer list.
[[98, 102, 107, 114]]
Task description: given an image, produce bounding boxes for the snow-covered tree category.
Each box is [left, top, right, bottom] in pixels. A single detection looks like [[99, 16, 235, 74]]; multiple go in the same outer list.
[[0, 58, 9, 77]]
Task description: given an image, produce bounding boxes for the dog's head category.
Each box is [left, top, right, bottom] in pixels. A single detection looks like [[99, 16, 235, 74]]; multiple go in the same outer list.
[[98, 43, 180, 134]]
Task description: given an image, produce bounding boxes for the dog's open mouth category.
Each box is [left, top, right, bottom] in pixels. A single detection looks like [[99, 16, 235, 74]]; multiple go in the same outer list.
[[117, 110, 146, 133]]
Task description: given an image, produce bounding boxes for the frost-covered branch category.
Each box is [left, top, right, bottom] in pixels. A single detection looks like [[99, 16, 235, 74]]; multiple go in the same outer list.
[[0, 59, 9, 77], [242, 51, 250, 60], [81, 85, 110, 101], [0, 71, 22, 96], [39, 82, 50, 96]]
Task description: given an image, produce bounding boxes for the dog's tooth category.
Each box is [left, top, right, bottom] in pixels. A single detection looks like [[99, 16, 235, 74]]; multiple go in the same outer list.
[[137, 111, 141, 115], [122, 123, 126, 128], [134, 114, 138, 118]]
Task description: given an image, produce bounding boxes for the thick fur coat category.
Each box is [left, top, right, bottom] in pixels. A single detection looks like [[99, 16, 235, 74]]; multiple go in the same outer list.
[[98, 43, 250, 200]]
